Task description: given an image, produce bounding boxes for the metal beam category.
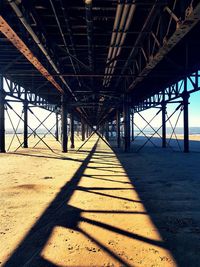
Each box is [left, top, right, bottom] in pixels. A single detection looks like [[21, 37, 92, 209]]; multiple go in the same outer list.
[[116, 110, 121, 148], [0, 16, 64, 94], [70, 110, 75, 148], [183, 79, 190, 153], [0, 75, 5, 152], [81, 118, 85, 142], [128, 3, 200, 92], [3, 78, 56, 112], [105, 121, 109, 141], [85, 0, 94, 72], [134, 71, 200, 113], [115, 2, 160, 88], [49, 0, 81, 87], [61, 96, 68, 152], [55, 112, 59, 141], [123, 95, 131, 152], [162, 97, 166, 148], [23, 90, 28, 148], [6, 1, 78, 98], [131, 110, 134, 141]]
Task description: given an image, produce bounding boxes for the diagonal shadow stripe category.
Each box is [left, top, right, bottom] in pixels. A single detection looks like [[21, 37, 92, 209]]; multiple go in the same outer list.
[[3, 139, 99, 267]]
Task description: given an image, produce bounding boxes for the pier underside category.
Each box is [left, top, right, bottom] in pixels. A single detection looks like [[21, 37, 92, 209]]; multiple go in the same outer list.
[[1, 1, 200, 266]]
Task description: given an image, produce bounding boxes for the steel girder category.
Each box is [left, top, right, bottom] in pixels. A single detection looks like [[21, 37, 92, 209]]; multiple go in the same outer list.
[[4, 78, 57, 112], [133, 70, 200, 113]]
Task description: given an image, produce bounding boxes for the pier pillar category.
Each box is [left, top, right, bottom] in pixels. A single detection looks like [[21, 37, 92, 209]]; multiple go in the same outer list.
[[55, 112, 59, 141], [111, 121, 113, 138], [131, 110, 134, 141], [81, 119, 85, 141], [162, 100, 166, 148], [61, 96, 68, 152], [23, 90, 28, 148], [70, 110, 75, 148], [105, 121, 109, 141], [0, 75, 5, 153], [183, 79, 190, 153], [123, 95, 131, 152], [77, 121, 80, 137], [116, 110, 121, 148], [86, 124, 89, 138]]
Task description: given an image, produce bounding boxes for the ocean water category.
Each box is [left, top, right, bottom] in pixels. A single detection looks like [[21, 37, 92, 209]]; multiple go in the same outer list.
[[134, 127, 200, 135], [117, 127, 200, 137], [5, 127, 200, 135], [5, 129, 55, 134]]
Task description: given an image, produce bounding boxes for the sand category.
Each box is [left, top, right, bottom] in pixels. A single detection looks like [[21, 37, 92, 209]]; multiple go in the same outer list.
[[0, 134, 200, 266]]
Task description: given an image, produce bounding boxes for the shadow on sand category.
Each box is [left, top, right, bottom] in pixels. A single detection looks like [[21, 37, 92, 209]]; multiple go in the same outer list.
[[3, 137, 200, 266], [113, 137, 200, 266]]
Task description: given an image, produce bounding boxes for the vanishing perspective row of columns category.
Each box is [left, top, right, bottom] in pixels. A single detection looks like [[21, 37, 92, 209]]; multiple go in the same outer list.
[[0, 76, 191, 154], [61, 96, 91, 152], [108, 88, 190, 153]]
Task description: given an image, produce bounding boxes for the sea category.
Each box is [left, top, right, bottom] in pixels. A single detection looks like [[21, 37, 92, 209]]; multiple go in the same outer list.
[[5, 127, 200, 135], [134, 127, 200, 136]]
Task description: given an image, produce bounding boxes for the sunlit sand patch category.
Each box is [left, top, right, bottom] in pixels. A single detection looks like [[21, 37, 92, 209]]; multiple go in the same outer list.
[[42, 224, 130, 267], [65, 141, 176, 266], [79, 220, 175, 267], [0, 136, 179, 266], [0, 137, 95, 265]]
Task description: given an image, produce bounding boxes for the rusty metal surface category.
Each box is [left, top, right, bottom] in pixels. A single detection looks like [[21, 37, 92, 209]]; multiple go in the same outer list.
[[0, 16, 64, 95]]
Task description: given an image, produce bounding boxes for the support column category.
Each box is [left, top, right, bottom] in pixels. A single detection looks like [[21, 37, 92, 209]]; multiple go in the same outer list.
[[70, 110, 75, 148], [81, 118, 85, 141], [61, 96, 68, 152], [0, 75, 5, 153], [183, 79, 189, 153], [116, 110, 121, 148], [111, 121, 113, 138], [85, 124, 88, 138], [123, 95, 131, 152], [88, 125, 91, 137], [131, 110, 134, 141], [55, 112, 59, 141], [86, 125, 89, 137], [105, 121, 109, 141], [23, 90, 28, 148], [162, 100, 166, 148], [77, 121, 80, 137]]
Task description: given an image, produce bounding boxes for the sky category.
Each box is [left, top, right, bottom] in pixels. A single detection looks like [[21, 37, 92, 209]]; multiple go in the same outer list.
[[4, 75, 200, 134]]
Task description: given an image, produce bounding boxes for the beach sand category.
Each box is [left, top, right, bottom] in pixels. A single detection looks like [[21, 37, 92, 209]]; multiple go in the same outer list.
[[0, 134, 200, 266]]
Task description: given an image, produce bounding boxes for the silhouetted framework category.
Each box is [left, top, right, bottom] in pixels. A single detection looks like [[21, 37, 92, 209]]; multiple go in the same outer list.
[[55, 112, 59, 141], [61, 96, 68, 153], [116, 110, 121, 148], [81, 119, 86, 142], [123, 95, 131, 152], [0, 0, 200, 153], [2, 3, 200, 266], [70, 110, 75, 149], [183, 79, 190, 153], [23, 89, 28, 148], [131, 111, 134, 142], [161, 98, 166, 148], [0, 75, 5, 152]]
